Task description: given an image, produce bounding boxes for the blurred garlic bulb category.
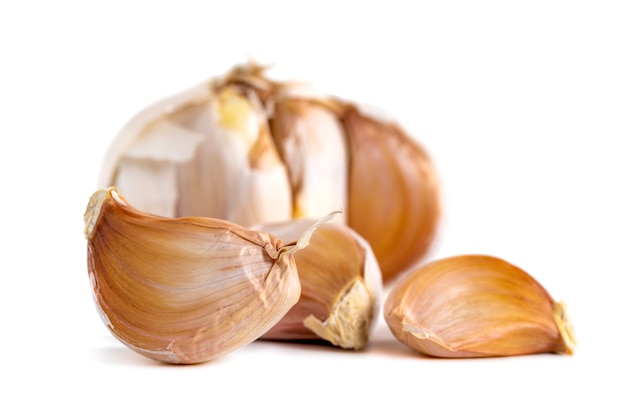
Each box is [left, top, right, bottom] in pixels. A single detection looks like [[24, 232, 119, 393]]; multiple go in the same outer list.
[[98, 61, 440, 283], [84, 187, 332, 364], [384, 254, 577, 358], [253, 219, 382, 349]]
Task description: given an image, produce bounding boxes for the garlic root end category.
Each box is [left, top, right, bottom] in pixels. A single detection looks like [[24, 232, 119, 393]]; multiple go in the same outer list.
[[553, 301, 577, 355], [303, 278, 373, 350], [84, 187, 122, 239]]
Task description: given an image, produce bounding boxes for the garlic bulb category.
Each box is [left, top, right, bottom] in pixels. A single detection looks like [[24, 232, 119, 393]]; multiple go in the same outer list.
[[97, 61, 440, 283], [253, 219, 382, 349], [84, 187, 331, 364], [384, 254, 577, 358]]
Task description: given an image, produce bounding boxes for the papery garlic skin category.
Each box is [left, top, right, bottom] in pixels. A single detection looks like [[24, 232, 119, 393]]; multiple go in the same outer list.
[[98, 61, 441, 284], [97, 81, 212, 191], [83, 187, 324, 365], [255, 219, 382, 349], [383, 255, 577, 358]]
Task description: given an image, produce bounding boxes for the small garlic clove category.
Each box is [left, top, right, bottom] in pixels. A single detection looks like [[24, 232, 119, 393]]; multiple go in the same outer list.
[[255, 219, 382, 349], [339, 104, 441, 283], [269, 96, 349, 221], [84, 187, 328, 364], [383, 255, 577, 358]]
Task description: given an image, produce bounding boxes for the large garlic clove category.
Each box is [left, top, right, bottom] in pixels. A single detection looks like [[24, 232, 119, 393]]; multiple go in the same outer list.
[[99, 72, 292, 226], [340, 105, 441, 283], [384, 254, 577, 358], [83, 187, 326, 365], [269, 84, 349, 221], [255, 219, 382, 349]]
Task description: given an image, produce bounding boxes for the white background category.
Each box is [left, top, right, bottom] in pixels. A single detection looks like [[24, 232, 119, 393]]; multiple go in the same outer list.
[[2, 1, 625, 415]]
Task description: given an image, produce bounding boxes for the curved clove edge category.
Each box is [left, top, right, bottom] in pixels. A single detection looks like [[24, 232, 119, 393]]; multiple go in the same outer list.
[[553, 301, 577, 355]]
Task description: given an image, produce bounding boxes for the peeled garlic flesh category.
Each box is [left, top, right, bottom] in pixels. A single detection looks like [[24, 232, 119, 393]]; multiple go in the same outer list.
[[255, 219, 382, 349], [383, 254, 577, 358], [98, 61, 441, 284], [84, 187, 328, 364]]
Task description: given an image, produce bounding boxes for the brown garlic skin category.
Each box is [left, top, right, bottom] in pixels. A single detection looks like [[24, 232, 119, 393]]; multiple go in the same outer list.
[[83, 187, 324, 365], [254, 219, 382, 349], [384, 254, 576, 358]]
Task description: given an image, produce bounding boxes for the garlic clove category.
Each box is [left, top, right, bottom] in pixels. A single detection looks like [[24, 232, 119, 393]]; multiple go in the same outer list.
[[383, 254, 577, 358], [83, 187, 329, 364], [340, 104, 441, 283], [269, 97, 349, 221], [255, 219, 382, 349]]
